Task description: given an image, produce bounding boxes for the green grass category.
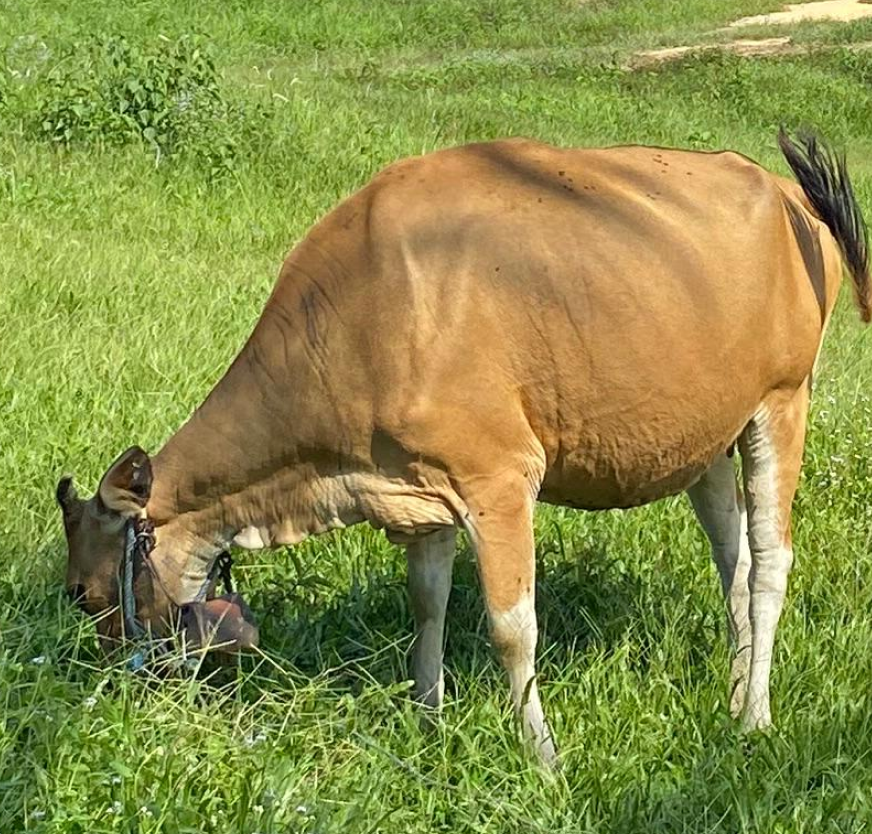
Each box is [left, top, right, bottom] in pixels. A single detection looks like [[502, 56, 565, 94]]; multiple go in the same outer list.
[[2, 1, 872, 831]]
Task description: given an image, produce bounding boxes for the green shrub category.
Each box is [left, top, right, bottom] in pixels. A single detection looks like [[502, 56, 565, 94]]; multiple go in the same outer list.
[[24, 34, 262, 177]]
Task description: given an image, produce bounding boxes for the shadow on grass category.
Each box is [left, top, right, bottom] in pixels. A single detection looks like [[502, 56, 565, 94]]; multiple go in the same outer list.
[[24, 527, 718, 706], [246, 537, 693, 695], [15, 537, 872, 831]]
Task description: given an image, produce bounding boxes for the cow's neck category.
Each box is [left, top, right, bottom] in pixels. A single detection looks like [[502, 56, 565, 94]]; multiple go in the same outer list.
[[149, 425, 362, 542], [143, 318, 367, 590], [145, 428, 365, 599]]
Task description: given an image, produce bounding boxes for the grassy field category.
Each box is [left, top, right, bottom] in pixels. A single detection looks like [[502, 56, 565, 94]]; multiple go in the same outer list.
[[2, 1, 872, 831]]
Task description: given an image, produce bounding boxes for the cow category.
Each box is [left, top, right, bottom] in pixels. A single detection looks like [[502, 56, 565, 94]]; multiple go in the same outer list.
[[57, 130, 870, 765]]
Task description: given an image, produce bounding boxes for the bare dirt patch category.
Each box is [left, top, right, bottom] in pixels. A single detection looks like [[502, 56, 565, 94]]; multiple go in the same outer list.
[[628, 37, 796, 69], [731, 0, 872, 28], [629, 1, 872, 69]]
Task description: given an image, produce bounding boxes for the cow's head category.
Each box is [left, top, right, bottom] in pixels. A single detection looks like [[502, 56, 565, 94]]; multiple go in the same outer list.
[[57, 446, 258, 655]]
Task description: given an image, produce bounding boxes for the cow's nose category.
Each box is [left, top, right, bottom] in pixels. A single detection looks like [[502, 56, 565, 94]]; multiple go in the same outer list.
[[67, 584, 88, 611]]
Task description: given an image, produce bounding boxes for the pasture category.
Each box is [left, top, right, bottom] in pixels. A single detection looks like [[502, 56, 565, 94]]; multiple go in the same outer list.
[[2, 0, 872, 830]]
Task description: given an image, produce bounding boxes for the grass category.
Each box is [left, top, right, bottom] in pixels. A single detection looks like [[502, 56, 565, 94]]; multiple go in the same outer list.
[[2, 0, 872, 831]]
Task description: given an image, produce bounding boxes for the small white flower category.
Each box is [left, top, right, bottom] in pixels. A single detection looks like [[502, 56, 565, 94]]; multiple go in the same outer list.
[[31, 656, 47, 665], [31, 810, 46, 820], [243, 730, 267, 748], [111, 802, 123, 815], [111, 775, 122, 785], [83, 696, 98, 709], [139, 805, 153, 818], [296, 804, 309, 815]]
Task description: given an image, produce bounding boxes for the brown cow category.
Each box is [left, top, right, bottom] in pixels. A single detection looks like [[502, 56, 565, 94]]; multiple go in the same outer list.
[[57, 130, 870, 765]]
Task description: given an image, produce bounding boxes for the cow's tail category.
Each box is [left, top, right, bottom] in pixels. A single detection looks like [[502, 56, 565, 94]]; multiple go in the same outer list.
[[778, 127, 870, 324]]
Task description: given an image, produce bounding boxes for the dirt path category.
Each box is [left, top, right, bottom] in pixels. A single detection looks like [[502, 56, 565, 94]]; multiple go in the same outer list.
[[629, 1, 872, 68], [629, 37, 796, 68], [731, 0, 872, 28]]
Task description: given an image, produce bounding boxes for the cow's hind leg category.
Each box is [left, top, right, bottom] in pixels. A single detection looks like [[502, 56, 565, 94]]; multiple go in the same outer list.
[[687, 453, 752, 717], [406, 527, 456, 709], [738, 386, 809, 730], [460, 475, 557, 766]]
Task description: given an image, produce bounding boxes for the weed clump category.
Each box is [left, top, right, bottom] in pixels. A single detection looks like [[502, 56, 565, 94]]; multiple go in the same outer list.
[[6, 34, 266, 177]]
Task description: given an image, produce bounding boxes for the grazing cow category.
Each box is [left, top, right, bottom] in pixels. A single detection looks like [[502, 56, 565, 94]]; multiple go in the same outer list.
[[57, 130, 869, 765]]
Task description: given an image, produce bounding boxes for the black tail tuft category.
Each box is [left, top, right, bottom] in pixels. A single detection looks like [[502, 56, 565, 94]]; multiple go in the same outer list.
[[778, 127, 870, 324]]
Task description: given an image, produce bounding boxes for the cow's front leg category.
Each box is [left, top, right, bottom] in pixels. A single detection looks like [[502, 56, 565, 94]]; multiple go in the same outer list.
[[461, 475, 557, 767], [406, 527, 456, 709]]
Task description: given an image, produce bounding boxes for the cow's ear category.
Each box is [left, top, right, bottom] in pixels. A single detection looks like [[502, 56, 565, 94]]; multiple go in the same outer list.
[[56, 475, 85, 525], [98, 447, 153, 517], [56, 476, 78, 512]]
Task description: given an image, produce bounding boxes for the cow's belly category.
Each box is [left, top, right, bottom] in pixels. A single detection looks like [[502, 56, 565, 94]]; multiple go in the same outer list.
[[539, 459, 710, 510], [537, 419, 740, 510]]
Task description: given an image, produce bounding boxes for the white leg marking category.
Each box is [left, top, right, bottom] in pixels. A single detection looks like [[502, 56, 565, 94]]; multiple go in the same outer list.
[[744, 541, 793, 729], [490, 596, 556, 765], [741, 409, 794, 731], [687, 454, 752, 717], [407, 528, 455, 709], [730, 504, 753, 716]]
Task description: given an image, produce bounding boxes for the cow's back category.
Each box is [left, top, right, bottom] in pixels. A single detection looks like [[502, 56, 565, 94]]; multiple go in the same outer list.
[[253, 139, 837, 508]]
